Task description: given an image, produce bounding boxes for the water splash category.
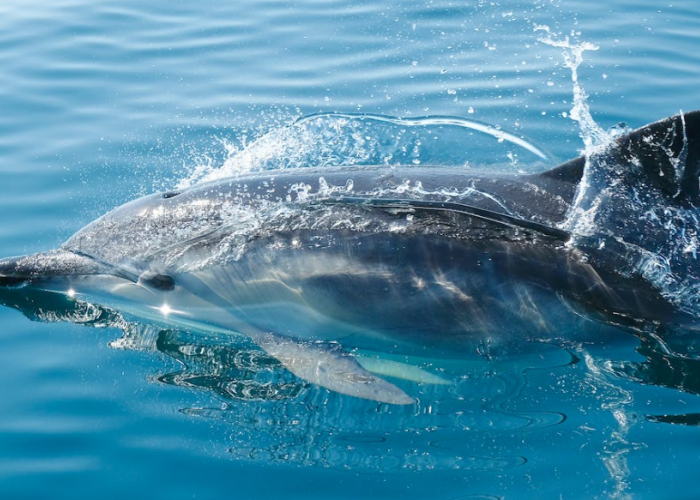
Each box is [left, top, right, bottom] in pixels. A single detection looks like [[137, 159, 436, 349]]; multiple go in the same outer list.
[[177, 113, 555, 188], [535, 26, 607, 154], [535, 30, 700, 490], [535, 26, 615, 240], [536, 26, 700, 319]]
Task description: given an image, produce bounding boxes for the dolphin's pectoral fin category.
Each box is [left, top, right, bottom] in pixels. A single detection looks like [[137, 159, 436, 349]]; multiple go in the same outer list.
[[354, 352, 452, 385], [247, 330, 415, 405]]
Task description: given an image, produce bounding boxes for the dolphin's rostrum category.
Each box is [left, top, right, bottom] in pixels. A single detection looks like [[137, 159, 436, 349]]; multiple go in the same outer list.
[[1, 110, 699, 404]]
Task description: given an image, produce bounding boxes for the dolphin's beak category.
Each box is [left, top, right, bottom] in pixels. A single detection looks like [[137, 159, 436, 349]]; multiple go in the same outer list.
[[0, 250, 112, 287], [0, 257, 27, 286], [0, 255, 35, 286]]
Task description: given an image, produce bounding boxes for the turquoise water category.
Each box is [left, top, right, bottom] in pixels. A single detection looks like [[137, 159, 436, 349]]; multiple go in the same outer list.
[[2, 0, 700, 498]]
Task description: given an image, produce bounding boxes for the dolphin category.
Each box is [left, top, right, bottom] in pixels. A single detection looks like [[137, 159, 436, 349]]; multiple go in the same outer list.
[[1, 110, 699, 404]]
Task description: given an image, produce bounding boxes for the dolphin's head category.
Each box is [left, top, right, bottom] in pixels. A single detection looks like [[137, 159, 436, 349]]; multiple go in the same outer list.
[[0, 182, 242, 331], [0, 248, 236, 337]]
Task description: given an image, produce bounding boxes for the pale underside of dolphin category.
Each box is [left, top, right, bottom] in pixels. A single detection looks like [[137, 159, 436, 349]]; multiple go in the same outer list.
[[1, 110, 699, 404]]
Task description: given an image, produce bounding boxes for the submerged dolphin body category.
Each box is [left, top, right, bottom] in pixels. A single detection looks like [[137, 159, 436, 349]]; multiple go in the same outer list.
[[1, 111, 700, 404]]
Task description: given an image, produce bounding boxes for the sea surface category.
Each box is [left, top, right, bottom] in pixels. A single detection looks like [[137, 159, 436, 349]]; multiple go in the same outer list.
[[1, 1, 700, 499]]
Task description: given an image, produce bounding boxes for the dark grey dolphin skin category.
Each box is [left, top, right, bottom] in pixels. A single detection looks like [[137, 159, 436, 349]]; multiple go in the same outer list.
[[1, 110, 699, 404]]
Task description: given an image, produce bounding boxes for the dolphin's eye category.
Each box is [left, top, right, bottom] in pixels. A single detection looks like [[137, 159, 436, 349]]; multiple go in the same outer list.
[[139, 273, 175, 291], [162, 191, 181, 199]]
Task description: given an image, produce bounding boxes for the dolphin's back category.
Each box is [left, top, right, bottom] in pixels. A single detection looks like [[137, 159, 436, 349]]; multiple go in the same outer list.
[[62, 165, 574, 275]]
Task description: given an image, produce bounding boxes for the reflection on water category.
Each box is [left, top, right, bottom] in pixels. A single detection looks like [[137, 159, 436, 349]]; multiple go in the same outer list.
[[3, 284, 700, 477], [582, 352, 639, 500], [158, 331, 303, 402]]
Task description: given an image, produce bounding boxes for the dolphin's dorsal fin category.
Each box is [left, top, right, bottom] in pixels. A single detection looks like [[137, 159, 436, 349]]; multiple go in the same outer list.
[[620, 111, 700, 203], [604, 109, 700, 202], [536, 110, 700, 203], [535, 156, 585, 185]]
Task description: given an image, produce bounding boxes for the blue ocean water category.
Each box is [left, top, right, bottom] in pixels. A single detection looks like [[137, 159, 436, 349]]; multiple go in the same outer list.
[[1, 0, 700, 498]]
